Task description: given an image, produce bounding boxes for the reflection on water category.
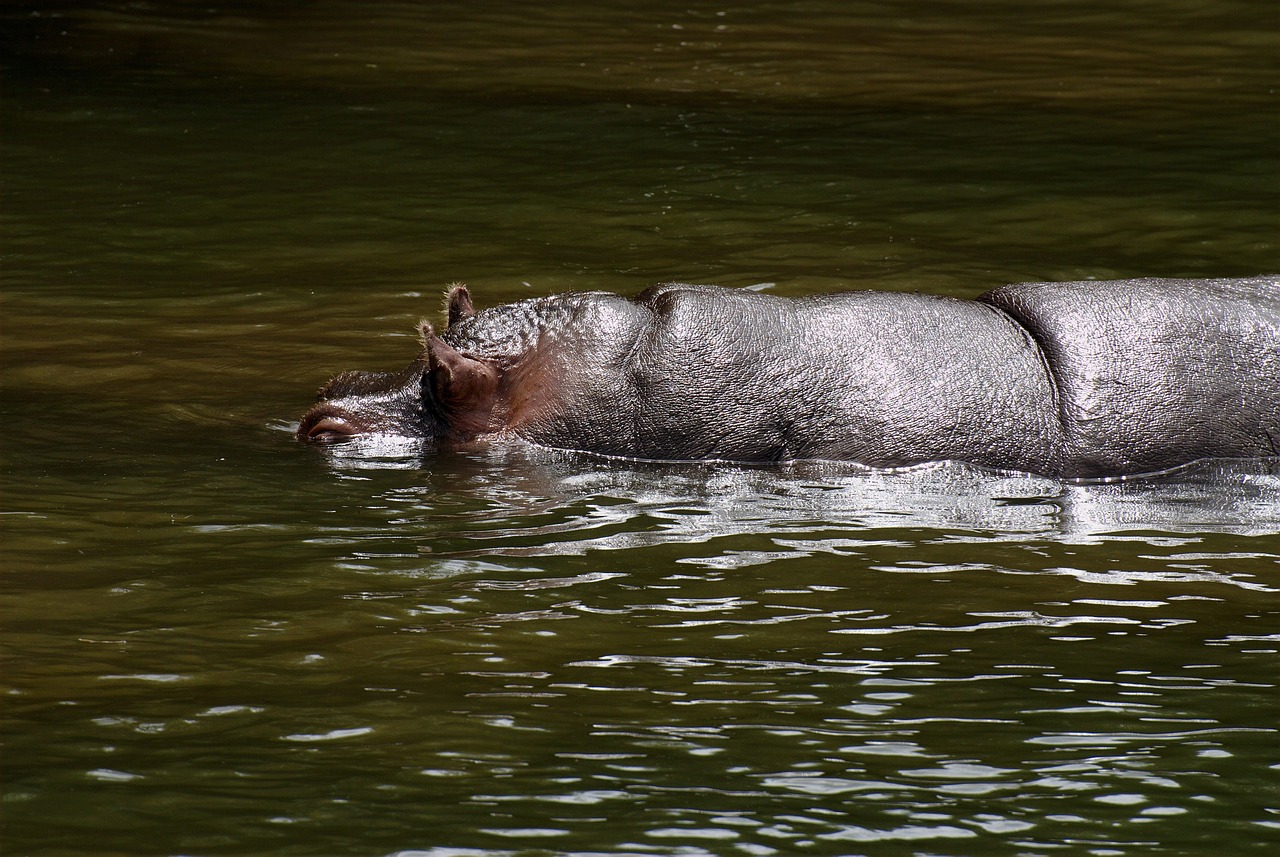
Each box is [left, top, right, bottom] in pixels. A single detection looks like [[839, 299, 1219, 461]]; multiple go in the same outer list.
[[5, 439, 1279, 855], [6, 421, 1278, 855], [327, 445, 1280, 547]]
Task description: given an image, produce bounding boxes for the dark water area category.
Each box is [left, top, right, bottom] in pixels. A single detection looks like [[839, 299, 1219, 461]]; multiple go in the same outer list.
[[3, 2, 1278, 855]]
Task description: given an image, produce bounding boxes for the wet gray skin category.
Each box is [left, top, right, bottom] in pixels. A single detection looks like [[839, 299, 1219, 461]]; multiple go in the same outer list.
[[298, 276, 1280, 479]]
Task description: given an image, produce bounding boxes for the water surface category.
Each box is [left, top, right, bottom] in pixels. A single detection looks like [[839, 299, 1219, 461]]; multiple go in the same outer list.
[[3, 2, 1278, 855]]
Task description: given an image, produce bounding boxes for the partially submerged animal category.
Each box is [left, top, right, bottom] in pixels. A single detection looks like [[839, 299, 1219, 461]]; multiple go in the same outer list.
[[298, 276, 1280, 479]]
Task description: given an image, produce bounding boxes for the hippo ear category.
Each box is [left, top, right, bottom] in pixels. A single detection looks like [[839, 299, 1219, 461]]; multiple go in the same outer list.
[[422, 327, 499, 435], [445, 283, 476, 329]]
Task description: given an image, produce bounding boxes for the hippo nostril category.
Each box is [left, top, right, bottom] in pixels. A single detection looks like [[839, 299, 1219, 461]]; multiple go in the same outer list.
[[303, 415, 358, 443]]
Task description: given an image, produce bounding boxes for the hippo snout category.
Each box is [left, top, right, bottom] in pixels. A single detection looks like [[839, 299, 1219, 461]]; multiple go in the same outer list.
[[297, 405, 368, 444], [297, 363, 436, 444]]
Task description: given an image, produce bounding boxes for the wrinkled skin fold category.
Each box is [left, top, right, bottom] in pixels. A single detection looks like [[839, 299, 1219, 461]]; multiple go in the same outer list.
[[297, 276, 1280, 479]]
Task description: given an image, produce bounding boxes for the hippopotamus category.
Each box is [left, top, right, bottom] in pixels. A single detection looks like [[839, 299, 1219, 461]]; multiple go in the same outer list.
[[297, 276, 1280, 479]]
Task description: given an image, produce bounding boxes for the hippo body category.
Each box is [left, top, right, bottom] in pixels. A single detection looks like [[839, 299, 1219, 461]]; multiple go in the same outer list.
[[298, 276, 1280, 479]]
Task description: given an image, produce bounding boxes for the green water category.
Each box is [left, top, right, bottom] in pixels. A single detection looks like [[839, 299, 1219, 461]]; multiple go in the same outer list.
[[3, 2, 1278, 855]]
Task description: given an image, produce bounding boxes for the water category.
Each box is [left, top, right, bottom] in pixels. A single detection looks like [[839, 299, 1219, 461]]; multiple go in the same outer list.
[[3, 2, 1278, 855]]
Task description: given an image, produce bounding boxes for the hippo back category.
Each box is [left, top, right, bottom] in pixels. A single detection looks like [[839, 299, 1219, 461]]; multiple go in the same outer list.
[[979, 276, 1280, 477], [531, 283, 1067, 471]]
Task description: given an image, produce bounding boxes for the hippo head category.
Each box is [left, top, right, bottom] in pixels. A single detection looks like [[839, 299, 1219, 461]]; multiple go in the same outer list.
[[297, 286, 501, 446]]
